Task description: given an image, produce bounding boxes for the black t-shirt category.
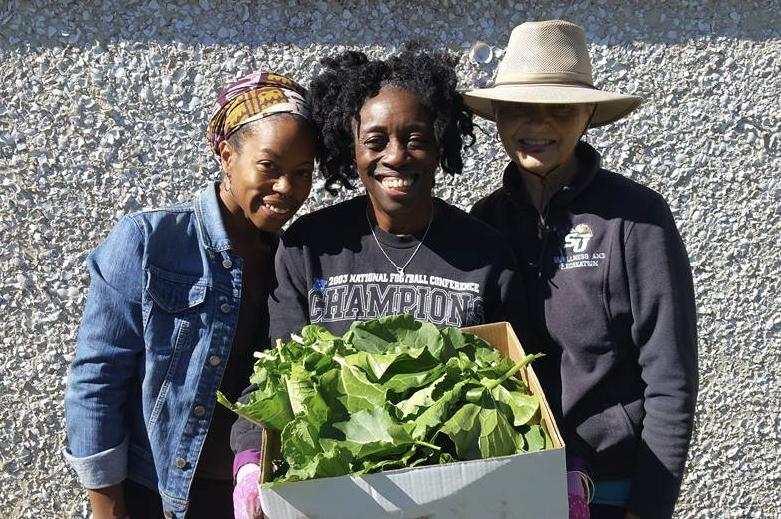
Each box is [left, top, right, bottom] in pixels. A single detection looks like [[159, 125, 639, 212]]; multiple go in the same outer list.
[[230, 195, 530, 458], [268, 195, 525, 339]]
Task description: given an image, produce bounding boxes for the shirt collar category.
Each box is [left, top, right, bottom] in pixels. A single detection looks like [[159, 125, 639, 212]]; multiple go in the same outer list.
[[501, 141, 601, 207], [193, 181, 233, 252]]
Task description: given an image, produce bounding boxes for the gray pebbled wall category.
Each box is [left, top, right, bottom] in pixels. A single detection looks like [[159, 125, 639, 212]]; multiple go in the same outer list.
[[1, 0, 779, 517]]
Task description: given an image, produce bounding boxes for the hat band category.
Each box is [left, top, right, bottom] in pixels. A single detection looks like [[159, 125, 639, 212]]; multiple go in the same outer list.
[[495, 71, 594, 87]]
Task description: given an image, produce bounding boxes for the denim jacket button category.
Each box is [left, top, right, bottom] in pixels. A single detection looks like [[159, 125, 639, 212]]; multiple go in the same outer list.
[[208, 355, 221, 366], [193, 405, 206, 417], [174, 457, 186, 469], [220, 303, 231, 313], [222, 258, 233, 269]]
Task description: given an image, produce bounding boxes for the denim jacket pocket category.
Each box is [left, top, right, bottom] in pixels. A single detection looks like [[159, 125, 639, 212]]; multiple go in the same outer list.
[[143, 266, 209, 426], [145, 266, 208, 314], [143, 267, 208, 352]]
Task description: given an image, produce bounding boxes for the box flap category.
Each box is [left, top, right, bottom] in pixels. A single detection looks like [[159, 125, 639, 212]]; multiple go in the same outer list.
[[260, 428, 281, 484]]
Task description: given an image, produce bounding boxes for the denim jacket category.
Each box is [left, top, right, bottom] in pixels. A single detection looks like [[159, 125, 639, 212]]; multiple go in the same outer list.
[[64, 182, 249, 518]]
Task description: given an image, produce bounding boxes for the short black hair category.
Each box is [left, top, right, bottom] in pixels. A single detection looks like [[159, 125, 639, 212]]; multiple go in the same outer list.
[[308, 45, 475, 194]]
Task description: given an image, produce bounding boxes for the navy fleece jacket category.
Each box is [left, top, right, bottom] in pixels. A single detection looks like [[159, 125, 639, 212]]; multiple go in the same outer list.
[[471, 142, 698, 519]]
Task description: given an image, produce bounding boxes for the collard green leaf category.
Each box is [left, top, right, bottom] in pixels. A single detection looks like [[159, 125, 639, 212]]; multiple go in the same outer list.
[[333, 408, 415, 460], [444, 329, 496, 363], [216, 383, 292, 433], [301, 324, 340, 344], [275, 338, 309, 364], [279, 444, 354, 483], [344, 315, 444, 358], [302, 349, 335, 375], [522, 424, 547, 452], [354, 444, 422, 475], [438, 452, 456, 464], [336, 359, 387, 413], [395, 371, 456, 419], [473, 342, 504, 368], [286, 363, 316, 416], [300, 380, 332, 428], [475, 358, 516, 381], [476, 401, 524, 457], [395, 377, 442, 419], [441, 352, 473, 374], [249, 355, 284, 387], [342, 351, 402, 381], [380, 364, 446, 396], [314, 368, 347, 420], [344, 347, 439, 382], [490, 384, 539, 427], [502, 375, 529, 394], [440, 327, 496, 360], [439, 326, 468, 352], [281, 417, 321, 468], [436, 402, 481, 459], [410, 380, 469, 440], [436, 395, 523, 460]]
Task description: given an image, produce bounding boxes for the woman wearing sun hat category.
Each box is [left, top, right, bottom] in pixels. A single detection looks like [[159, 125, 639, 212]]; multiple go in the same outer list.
[[464, 20, 698, 519]]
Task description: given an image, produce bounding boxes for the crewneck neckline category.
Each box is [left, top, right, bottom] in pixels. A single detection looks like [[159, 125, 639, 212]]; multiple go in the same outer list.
[[367, 197, 446, 250]]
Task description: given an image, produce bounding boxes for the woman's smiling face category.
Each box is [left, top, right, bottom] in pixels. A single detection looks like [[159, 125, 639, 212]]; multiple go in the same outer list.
[[220, 114, 315, 233], [494, 102, 594, 176], [353, 86, 439, 232]]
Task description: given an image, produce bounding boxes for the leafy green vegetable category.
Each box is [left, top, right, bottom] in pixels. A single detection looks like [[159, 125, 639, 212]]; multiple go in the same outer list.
[[283, 444, 353, 482], [395, 371, 457, 419], [335, 358, 387, 413], [344, 317, 445, 358], [216, 376, 293, 432], [281, 418, 321, 467], [409, 380, 469, 440], [490, 384, 539, 427], [218, 315, 552, 484], [333, 408, 416, 459], [436, 393, 523, 460]]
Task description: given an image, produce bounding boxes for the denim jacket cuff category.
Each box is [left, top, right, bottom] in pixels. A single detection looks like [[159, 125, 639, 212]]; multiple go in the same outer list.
[[63, 435, 129, 489]]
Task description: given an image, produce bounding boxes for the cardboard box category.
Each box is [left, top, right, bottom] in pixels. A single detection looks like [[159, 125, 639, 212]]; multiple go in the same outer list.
[[260, 322, 567, 519]]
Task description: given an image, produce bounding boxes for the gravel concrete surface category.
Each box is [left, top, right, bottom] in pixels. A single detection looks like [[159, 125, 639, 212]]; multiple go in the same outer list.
[[0, 1, 779, 517]]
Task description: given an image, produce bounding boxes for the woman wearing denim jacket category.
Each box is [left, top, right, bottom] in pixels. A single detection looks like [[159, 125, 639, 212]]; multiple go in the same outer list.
[[63, 71, 317, 519]]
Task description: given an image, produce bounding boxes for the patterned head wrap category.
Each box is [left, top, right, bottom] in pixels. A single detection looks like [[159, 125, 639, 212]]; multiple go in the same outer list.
[[206, 70, 310, 155]]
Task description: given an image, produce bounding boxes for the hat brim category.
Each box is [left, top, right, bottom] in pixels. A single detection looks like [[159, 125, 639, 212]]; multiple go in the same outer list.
[[462, 84, 643, 127]]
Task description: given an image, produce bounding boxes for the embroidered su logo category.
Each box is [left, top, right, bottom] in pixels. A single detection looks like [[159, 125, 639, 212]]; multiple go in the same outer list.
[[564, 224, 593, 253]]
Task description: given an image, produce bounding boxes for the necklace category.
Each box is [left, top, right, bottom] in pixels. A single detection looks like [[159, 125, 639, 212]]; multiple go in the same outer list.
[[366, 204, 433, 276]]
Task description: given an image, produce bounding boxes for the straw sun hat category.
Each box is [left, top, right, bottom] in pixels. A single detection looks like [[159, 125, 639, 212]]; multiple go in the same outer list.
[[463, 20, 643, 127]]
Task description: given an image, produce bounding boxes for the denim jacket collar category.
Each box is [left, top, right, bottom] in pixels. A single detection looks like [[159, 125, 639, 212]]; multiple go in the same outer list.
[[193, 182, 233, 253]]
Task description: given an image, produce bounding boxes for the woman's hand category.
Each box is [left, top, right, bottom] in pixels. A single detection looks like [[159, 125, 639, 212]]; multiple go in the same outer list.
[[624, 512, 640, 519], [87, 484, 128, 519], [233, 463, 263, 519]]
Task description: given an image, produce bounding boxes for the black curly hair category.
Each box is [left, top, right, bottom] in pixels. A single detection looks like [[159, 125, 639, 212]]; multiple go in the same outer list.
[[308, 45, 475, 194]]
